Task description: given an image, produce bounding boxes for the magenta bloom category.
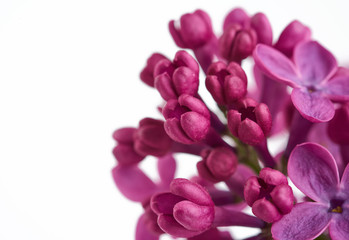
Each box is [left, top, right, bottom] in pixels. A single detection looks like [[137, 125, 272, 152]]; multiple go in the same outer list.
[[151, 178, 215, 238], [154, 50, 199, 101], [227, 98, 272, 145], [272, 143, 349, 240], [205, 61, 247, 106], [244, 168, 294, 223], [253, 41, 349, 122], [162, 94, 210, 144], [220, 8, 272, 63]]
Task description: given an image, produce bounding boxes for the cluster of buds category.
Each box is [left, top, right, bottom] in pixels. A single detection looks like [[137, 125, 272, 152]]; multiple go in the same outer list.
[[112, 6, 349, 240]]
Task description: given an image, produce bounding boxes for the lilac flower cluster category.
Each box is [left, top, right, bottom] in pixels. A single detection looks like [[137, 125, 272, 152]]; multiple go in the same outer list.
[[112, 7, 349, 240]]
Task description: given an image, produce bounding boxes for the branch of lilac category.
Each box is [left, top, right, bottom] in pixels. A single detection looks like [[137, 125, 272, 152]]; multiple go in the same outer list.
[[112, 6, 349, 240]]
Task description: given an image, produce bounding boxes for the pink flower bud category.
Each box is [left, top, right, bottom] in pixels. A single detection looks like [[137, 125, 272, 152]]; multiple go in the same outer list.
[[151, 178, 215, 238], [140, 53, 169, 87], [133, 118, 173, 157], [154, 51, 199, 101], [219, 24, 257, 63], [244, 168, 294, 223], [227, 98, 272, 145], [112, 128, 144, 165], [169, 10, 214, 49], [163, 94, 211, 144], [197, 147, 238, 183], [274, 20, 311, 58], [206, 61, 247, 105]]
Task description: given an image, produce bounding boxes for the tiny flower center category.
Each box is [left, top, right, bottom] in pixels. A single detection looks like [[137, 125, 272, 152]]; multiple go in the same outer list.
[[331, 206, 343, 213], [330, 199, 344, 214]]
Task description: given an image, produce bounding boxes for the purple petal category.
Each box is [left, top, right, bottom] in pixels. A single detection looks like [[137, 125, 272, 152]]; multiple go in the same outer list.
[[112, 165, 157, 202], [112, 144, 144, 165], [173, 200, 214, 231], [157, 154, 176, 186], [157, 214, 199, 238], [181, 112, 210, 141], [154, 73, 177, 101], [250, 13, 273, 45], [223, 8, 250, 30], [112, 127, 136, 143], [136, 214, 160, 240], [274, 20, 311, 58], [291, 88, 334, 122], [170, 178, 213, 206], [271, 202, 331, 240], [238, 118, 265, 145], [178, 94, 210, 119], [340, 164, 349, 197], [253, 44, 301, 87], [151, 192, 185, 215], [252, 198, 282, 223], [323, 71, 349, 102], [288, 143, 339, 203], [172, 67, 199, 96], [328, 207, 349, 240], [164, 118, 194, 144], [293, 41, 337, 84]]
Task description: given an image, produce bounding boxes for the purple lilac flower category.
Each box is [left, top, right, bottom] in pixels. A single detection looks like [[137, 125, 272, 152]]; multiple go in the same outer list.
[[227, 98, 272, 145], [253, 40, 349, 122], [272, 143, 349, 240], [197, 147, 238, 183], [220, 8, 272, 63], [244, 167, 294, 223], [162, 94, 210, 144], [205, 61, 247, 106], [153, 50, 200, 101], [140, 53, 168, 87]]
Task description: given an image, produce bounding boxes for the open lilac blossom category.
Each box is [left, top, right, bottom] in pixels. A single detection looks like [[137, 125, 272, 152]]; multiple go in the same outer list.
[[206, 61, 247, 106], [272, 143, 349, 240], [220, 8, 272, 63], [197, 147, 238, 183], [162, 94, 210, 144], [244, 168, 294, 223], [227, 98, 272, 145], [153, 50, 199, 101], [253, 41, 349, 122]]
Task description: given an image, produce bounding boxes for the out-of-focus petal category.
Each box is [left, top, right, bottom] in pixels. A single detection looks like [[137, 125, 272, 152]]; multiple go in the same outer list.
[[288, 143, 339, 203], [112, 165, 157, 202], [323, 71, 349, 102], [328, 207, 349, 240], [271, 202, 331, 240], [291, 88, 334, 122], [157, 154, 176, 186], [136, 214, 160, 240]]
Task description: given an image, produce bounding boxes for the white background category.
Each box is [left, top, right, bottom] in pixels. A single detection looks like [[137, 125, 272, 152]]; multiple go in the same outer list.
[[0, 0, 349, 239]]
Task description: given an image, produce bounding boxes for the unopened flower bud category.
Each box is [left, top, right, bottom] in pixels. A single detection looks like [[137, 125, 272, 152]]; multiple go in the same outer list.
[[140, 53, 169, 87], [227, 98, 272, 145], [244, 168, 294, 223], [169, 10, 214, 49], [197, 147, 238, 182], [206, 61, 247, 105], [112, 128, 144, 165], [163, 94, 211, 144], [154, 51, 199, 101], [134, 118, 172, 157], [151, 178, 215, 238]]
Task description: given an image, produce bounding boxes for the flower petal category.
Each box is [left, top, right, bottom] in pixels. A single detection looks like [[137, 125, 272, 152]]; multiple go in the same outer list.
[[112, 165, 157, 202], [157, 154, 176, 186], [271, 202, 331, 240], [157, 214, 199, 238], [328, 207, 349, 240], [253, 44, 301, 87], [293, 41, 337, 84], [291, 88, 334, 122], [136, 214, 160, 240], [323, 71, 349, 102], [340, 164, 349, 197], [288, 143, 339, 202]]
